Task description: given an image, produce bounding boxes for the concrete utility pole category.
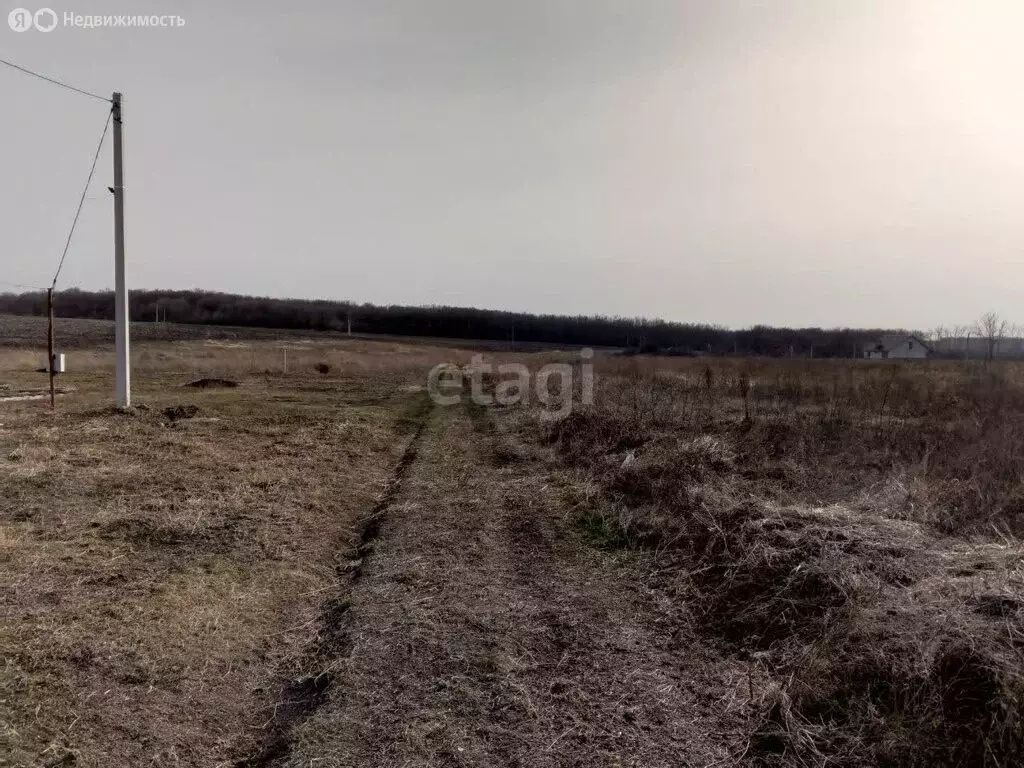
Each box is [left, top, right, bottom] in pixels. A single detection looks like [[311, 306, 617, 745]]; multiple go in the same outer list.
[[112, 92, 130, 408]]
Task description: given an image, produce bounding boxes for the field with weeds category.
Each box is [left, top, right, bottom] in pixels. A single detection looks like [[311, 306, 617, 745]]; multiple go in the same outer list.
[[498, 355, 1024, 766], [3, 316, 1022, 767]]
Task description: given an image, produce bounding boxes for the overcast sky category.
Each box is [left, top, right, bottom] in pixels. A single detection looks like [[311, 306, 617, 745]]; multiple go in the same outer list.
[[3, 1, 1024, 328]]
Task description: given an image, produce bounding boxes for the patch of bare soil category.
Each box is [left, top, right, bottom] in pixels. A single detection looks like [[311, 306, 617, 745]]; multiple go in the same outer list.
[[186, 378, 239, 389], [263, 404, 749, 767], [162, 404, 200, 421]]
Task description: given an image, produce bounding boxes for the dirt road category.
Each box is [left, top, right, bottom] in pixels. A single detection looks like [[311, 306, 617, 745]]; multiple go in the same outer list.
[[249, 404, 747, 767]]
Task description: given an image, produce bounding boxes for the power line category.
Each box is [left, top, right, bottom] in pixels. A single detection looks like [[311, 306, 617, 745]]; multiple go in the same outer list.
[[0, 57, 110, 103], [52, 107, 114, 289]]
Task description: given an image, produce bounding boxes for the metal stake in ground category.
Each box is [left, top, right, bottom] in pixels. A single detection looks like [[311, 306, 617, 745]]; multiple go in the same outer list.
[[112, 92, 130, 408]]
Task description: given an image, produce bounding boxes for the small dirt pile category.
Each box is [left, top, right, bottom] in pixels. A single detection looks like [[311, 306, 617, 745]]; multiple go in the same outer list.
[[163, 404, 200, 422], [186, 378, 239, 389]]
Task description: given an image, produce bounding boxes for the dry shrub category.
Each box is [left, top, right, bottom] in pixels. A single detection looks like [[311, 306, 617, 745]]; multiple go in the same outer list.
[[753, 591, 1024, 767], [546, 408, 647, 459], [575, 437, 864, 650], [687, 507, 860, 649], [609, 435, 735, 501]]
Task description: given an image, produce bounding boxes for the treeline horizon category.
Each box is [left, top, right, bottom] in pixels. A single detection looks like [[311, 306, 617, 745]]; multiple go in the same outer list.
[[0, 287, 901, 357]]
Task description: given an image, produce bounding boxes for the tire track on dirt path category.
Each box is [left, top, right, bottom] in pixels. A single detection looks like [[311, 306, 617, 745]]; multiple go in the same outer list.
[[234, 394, 433, 768], [268, 403, 748, 767]]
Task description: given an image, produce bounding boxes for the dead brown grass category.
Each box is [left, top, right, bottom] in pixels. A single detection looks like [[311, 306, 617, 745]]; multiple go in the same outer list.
[[11, 333, 1024, 766], [271, 401, 748, 767], [0, 338, 452, 767], [520, 356, 1024, 767]]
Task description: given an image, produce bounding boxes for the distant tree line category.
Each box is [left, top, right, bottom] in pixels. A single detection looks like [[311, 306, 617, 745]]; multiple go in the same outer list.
[[927, 313, 1024, 361], [0, 288, 894, 358]]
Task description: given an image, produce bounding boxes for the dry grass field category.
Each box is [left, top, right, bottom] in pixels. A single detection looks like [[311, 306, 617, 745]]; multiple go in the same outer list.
[[0, 314, 322, 348], [3, 318, 1023, 767], [0, 314, 581, 353], [0, 330, 476, 766], [510, 356, 1024, 767]]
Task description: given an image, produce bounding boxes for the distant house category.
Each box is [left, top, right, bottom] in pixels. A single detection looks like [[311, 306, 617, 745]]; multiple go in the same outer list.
[[864, 334, 931, 360]]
